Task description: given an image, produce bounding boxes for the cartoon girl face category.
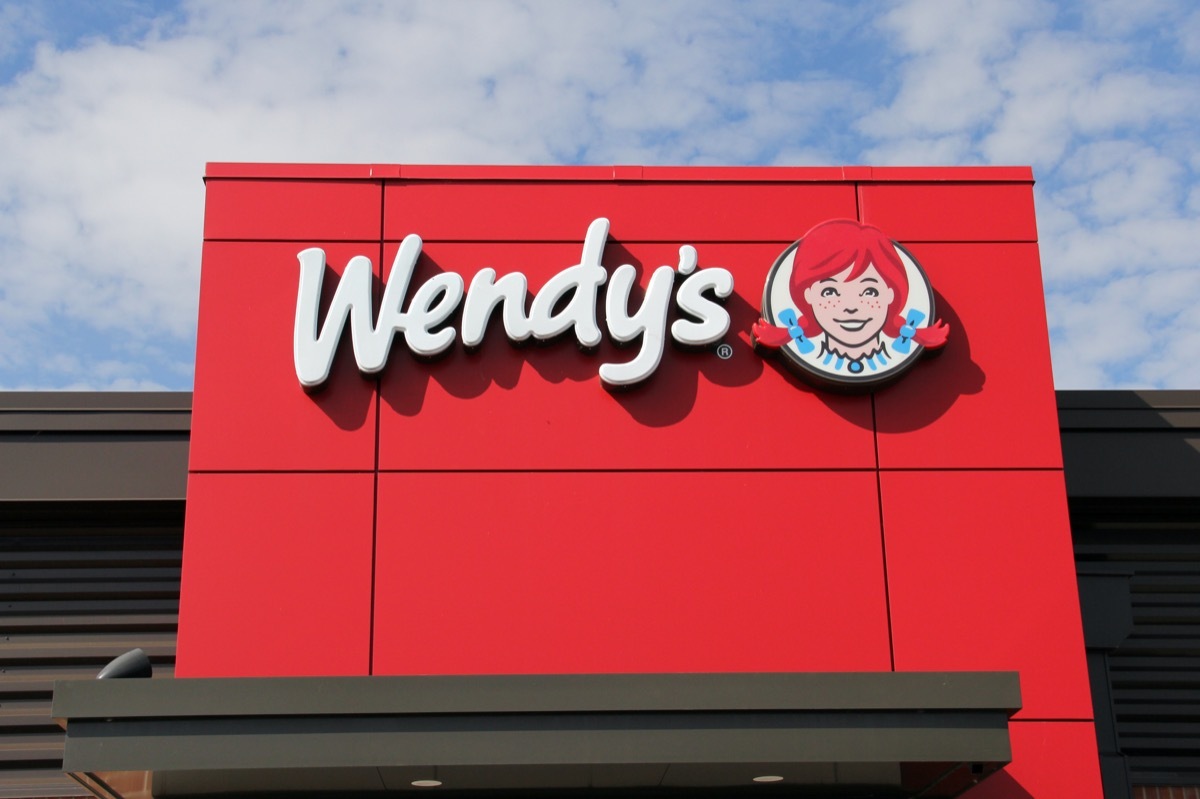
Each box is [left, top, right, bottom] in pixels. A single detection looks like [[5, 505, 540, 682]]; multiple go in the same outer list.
[[802, 263, 895, 352], [753, 218, 949, 391]]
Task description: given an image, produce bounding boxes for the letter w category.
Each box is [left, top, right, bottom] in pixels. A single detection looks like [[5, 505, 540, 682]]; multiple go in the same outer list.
[[293, 248, 381, 390]]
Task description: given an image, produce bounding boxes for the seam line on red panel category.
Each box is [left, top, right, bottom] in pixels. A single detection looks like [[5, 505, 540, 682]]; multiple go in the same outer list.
[[201, 237, 829, 245], [188, 469, 378, 474], [860, 238, 1040, 245], [391, 238, 817, 245], [874, 466, 1064, 472], [368, 183, 384, 677], [871, 393, 895, 671], [186, 466, 1066, 474], [201, 238, 384, 244], [369, 406, 379, 676], [365, 467, 883, 474]]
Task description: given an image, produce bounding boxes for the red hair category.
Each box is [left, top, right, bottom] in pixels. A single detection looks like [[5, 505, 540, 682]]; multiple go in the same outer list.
[[753, 219, 948, 350]]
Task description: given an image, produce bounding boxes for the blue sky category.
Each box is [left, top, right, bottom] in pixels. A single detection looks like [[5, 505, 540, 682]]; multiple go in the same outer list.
[[1, 0, 1197, 390]]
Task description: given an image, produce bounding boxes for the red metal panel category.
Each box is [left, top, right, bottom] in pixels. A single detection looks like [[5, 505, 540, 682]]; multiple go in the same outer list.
[[203, 179, 382, 241], [396, 164, 621, 181], [372, 470, 891, 675], [874, 243, 1062, 469], [859, 182, 1038, 242], [205, 163, 377, 180], [383, 181, 857, 242], [960, 721, 1103, 799], [882, 470, 1092, 721], [377, 240, 875, 471], [640, 166, 850, 182], [175, 472, 375, 677], [189, 240, 378, 472], [866, 166, 1034, 182], [393, 164, 857, 182]]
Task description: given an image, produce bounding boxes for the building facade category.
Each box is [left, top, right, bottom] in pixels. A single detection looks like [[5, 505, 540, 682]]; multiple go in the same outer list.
[[0, 166, 1196, 798]]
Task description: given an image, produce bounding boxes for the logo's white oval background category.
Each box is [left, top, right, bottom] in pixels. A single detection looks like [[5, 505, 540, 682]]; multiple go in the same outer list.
[[762, 240, 935, 388]]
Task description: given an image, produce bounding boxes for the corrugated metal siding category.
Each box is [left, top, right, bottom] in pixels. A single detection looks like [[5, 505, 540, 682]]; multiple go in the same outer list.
[[0, 393, 189, 799], [0, 501, 183, 799], [1075, 505, 1200, 789], [1063, 390, 1200, 794]]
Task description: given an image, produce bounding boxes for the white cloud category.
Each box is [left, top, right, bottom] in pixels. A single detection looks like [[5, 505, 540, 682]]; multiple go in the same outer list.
[[861, 132, 976, 166], [862, 0, 1200, 389], [0, 4, 44, 64], [1053, 141, 1184, 223], [1048, 265, 1200, 388], [877, 0, 1052, 56], [1179, 9, 1200, 60], [1080, 0, 1181, 37], [856, 0, 1050, 142]]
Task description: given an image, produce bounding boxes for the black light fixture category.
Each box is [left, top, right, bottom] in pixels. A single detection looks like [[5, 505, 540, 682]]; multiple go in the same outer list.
[[96, 648, 153, 679]]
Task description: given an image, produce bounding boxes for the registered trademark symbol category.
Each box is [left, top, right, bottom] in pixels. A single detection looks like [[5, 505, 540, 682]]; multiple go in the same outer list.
[[716, 343, 734, 360]]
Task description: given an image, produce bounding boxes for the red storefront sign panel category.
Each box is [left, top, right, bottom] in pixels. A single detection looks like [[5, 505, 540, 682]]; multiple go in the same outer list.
[[372, 470, 891, 675], [176, 472, 374, 677], [858, 181, 1039, 243], [178, 164, 1100, 796], [874, 243, 1062, 469], [189, 241, 379, 472], [204, 178, 382, 241], [881, 469, 1092, 721], [383, 180, 858, 243], [182, 167, 1084, 680]]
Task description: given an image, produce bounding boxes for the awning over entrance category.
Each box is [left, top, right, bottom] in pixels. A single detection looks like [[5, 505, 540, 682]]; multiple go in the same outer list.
[[54, 672, 1019, 799]]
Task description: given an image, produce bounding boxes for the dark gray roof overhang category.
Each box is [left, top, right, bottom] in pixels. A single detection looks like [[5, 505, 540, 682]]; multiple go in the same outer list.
[[54, 671, 1020, 799]]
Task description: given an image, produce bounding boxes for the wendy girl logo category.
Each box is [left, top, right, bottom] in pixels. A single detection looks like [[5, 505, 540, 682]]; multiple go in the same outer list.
[[752, 219, 949, 392]]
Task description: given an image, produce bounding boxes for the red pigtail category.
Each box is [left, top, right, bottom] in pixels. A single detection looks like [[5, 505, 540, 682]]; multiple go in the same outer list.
[[752, 319, 792, 349], [882, 314, 950, 350], [913, 319, 950, 349]]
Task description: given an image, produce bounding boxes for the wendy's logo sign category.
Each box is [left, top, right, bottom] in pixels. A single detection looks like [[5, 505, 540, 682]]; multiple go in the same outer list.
[[752, 219, 949, 391], [293, 219, 735, 391]]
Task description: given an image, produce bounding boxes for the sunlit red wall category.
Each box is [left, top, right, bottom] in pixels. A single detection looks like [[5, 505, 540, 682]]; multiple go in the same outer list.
[[179, 164, 1101, 797]]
